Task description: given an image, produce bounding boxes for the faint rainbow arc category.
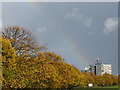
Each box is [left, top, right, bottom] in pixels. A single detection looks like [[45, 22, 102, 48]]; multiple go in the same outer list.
[[27, 2, 89, 69]]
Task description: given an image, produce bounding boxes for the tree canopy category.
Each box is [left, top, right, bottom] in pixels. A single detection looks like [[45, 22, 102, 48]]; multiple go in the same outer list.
[[2, 26, 45, 57]]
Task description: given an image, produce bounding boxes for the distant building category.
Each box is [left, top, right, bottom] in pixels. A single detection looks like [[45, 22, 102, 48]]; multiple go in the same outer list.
[[84, 58, 112, 75]]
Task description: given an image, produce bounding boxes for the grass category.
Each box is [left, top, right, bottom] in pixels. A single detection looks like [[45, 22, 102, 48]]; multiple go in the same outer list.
[[100, 86, 119, 88]]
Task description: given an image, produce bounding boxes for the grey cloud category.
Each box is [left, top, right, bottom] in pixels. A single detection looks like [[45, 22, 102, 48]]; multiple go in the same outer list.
[[65, 8, 92, 27], [83, 17, 92, 27], [103, 17, 118, 35], [65, 8, 83, 20]]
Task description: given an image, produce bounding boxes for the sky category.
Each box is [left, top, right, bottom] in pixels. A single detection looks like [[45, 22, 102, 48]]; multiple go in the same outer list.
[[1, 2, 118, 75]]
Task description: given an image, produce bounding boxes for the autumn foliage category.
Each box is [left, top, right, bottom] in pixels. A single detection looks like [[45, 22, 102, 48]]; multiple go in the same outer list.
[[0, 27, 118, 89]]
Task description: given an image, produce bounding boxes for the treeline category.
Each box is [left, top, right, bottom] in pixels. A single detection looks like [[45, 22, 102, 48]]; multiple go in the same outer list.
[[0, 27, 119, 88]]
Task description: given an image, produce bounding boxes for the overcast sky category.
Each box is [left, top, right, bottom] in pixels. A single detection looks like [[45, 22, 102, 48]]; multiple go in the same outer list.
[[1, 2, 118, 75]]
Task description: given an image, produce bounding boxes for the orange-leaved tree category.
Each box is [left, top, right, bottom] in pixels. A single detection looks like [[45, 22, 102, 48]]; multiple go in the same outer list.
[[0, 36, 17, 88], [2, 26, 46, 57]]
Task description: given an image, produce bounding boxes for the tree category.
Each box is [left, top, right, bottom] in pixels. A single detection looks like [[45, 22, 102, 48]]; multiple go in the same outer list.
[[38, 52, 64, 62], [102, 73, 118, 86], [0, 36, 17, 88], [52, 62, 87, 88], [9, 53, 61, 88], [2, 26, 45, 57], [118, 74, 120, 86]]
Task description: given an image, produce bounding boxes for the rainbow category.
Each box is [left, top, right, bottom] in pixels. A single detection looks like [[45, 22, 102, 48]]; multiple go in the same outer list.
[[26, 2, 89, 69], [56, 25, 90, 69]]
